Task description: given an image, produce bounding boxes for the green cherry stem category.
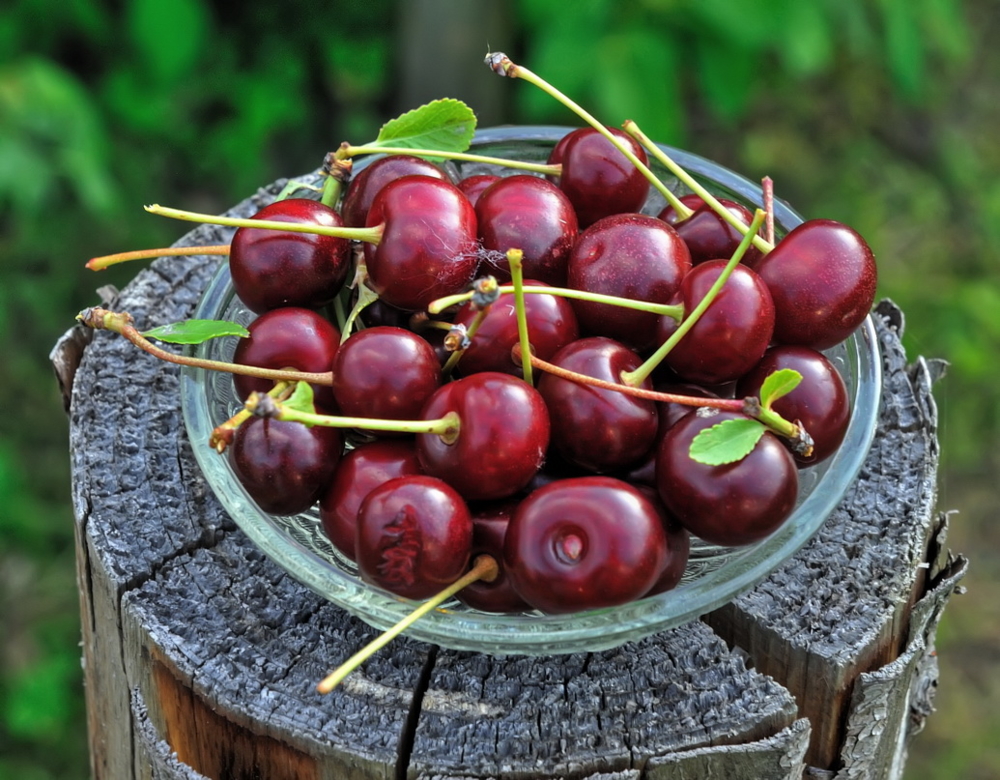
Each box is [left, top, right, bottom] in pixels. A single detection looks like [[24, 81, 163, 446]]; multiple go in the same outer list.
[[209, 381, 294, 453], [623, 120, 775, 255], [321, 154, 353, 208], [87, 244, 229, 271], [620, 209, 766, 388], [337, 142, 560, 176], [316, 555, 499, 695], [484, 52, 693, 220], [440, 277, 501, 376], [246, 392, 462, 441], [428, 284, 683, 320], [143, 204, 384, 245], [507, 249, 534, 385], [76, 307, 335, 386]]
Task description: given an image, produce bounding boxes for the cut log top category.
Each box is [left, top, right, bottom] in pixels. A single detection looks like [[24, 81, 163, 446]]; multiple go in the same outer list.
[[62, 179, 967, 780]]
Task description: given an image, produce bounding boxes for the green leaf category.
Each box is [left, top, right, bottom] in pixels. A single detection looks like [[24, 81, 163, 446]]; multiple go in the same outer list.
[[285, 381, 317, 416], [689, 417, 766, 466], [127, 0, 209, 84], [142, 319, 249, 344], [759, 368, 803, 409], [369, 99, 476, 157]]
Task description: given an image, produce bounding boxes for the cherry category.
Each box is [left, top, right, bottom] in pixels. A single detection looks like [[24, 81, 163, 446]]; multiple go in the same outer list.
[[232, 307, 340, 410], [656, 260, 775, 385], [417, 371, 550, 501], [566, 213, 691, 351], [341, 154, 452, 228], [355, 475, 472, 600], [452, 280, 579, 379], [229, 198, 351, 315], [736, 345, 851, 466], [660, 195, 763, 267], [656, 409, 798, 546], [319, 439, 423, 560], [645, 512, 691, 596], [752, 218, 877, 350], [503, 476, 667, 614], [536, 337, 658, 473], [455, 500, 530, 613], [547, 127, 650, 227], [363, 175, 480, 311], [474, 174, 578, 286], [331, 326, 442, 428], [457, 174, 500, 207], [229, 416, 343, 516]]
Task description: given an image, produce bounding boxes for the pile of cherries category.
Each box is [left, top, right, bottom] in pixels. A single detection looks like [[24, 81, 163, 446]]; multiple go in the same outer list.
[[221, 124, 876, 616]]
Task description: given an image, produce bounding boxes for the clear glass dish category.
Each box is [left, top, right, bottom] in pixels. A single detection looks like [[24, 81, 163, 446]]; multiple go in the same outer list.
[[180, 126, 882, 654]]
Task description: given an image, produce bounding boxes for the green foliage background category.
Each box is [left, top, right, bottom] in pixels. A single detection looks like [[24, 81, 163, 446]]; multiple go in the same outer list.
[[1, 0, 997, 777]]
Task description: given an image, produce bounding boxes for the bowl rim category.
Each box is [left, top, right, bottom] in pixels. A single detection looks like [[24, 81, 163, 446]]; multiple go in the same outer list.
[[180, 125, 883, 654]]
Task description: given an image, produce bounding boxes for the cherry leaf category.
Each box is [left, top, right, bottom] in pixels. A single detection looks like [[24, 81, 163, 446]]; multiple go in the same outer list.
[[689, 418, 766, 466], [285, 381, 317, 417], [759, 368, 803, 410], [141, 319, 249, 344], [370, 99, 477, 157]]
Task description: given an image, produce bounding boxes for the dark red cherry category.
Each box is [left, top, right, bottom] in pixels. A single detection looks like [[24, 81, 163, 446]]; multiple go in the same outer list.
[[660, 196, 763, 267], [657, 260, 775, 385], [342, 154, 451, 227], [656, 410, 798, 546], [355, 475, 472, 600], [319, 439, 423, 560], [417, 372, 550, 501], [645, 513, 691, 596], [753, 219, 877, 350], [547, 127, 650, 227], [363, 175, 480, 311], [452, 280, 579, 378], [233, 307, 340, 410], [331, 326, 441, 428], [537, 337, 658, 473], [567, 213, 691, 351], [229, 417, 342, 516], [455, 500, 531, 613], [229, 199, 351, 315], [736, 345, 850, 466], [503, 476, 667, 614], [474, 174, 578, 286], [457, 174, 500, 207]]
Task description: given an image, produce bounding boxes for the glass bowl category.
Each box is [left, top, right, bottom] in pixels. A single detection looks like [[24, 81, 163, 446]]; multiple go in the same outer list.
[[180, 126, 882, 654]]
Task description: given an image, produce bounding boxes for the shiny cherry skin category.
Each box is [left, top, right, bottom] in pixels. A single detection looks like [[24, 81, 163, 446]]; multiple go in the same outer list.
[[537, 337, 658, 473], [452, 280, 579, 379], [736, 345, 850, 466], [753, 218, 877, 350], [457, 174, 500, 207], [656, 410, 798, 546], [229, 199, 351, 315], [660, 195, 763, 267], [229, 417, 342, 516], [417, 372, 550, 501], [547, 127, 650, 227], [503, 476, 667, 614], [630, 485, 691, 596], [567, 213, 691, 351], [331, 326, 441, 428], [355, 475, 472, 600], [319, 439, 423, 560], [455, 500, 531, 613], [363, 175, 479, 311], [475, 174, 579, 286], [233, 307, 340, 410], [341, 154, 451, 227], [657, 260, 775, 385]]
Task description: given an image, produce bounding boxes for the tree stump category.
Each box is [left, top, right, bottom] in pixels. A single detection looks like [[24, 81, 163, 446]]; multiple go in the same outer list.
[[56, 179, 967, 780]]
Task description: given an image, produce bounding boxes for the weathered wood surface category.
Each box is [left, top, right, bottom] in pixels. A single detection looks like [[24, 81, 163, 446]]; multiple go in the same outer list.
[[61, 180, 966, 780]]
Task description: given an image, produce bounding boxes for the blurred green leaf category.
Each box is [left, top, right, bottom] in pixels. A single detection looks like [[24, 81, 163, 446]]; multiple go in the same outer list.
[[126, 0, 209, 84]]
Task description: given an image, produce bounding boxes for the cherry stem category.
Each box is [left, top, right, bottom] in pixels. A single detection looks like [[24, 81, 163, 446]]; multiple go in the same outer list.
[[483, 52, 693, 220], [428, 284, 683, 320], [339, 143, 561, 176], [87, 244, 229, 271], [762, 176, 775, 245], [622, 121, 776, 255], [76, 307, 335, 386], [143, 204, 385, 245], [246, 393, 462, 441], [209, 381, 293, 453], [507, 249, 534, 385], [441, 306, 489, 377], [620, 209, 766, 388], [321, 154, 353, 208], [316, 555, 499, 695]]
